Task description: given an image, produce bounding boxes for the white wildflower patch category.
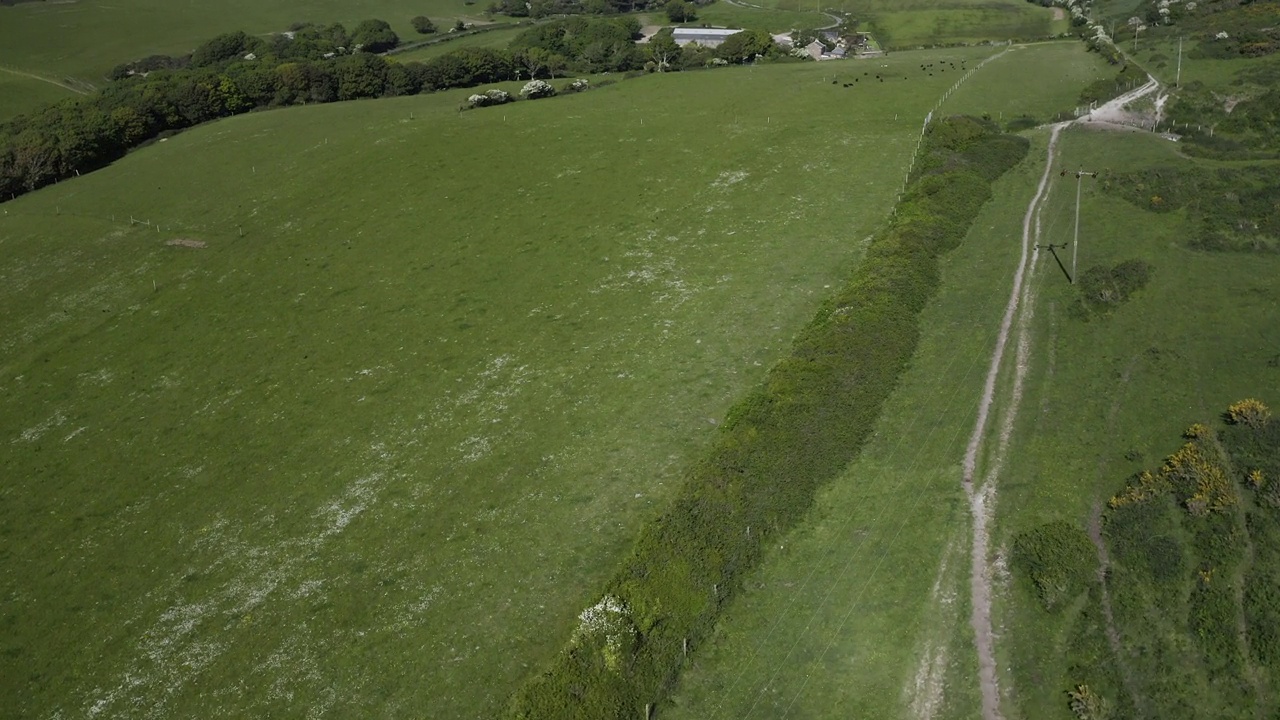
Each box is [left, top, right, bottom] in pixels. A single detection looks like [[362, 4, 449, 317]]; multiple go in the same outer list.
[[14, 410, 66, 443], [711, 170, 748, 189], [572, 595, 637, 672]]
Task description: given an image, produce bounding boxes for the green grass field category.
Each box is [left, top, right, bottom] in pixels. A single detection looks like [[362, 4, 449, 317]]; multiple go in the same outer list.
[[667, 4, 829, 33], [0, 58, 979, 718], [0, 0, 506, 86], [0, 67, 81, 121], [390, 26, 527, 63], [747, 0, 1067, 46]]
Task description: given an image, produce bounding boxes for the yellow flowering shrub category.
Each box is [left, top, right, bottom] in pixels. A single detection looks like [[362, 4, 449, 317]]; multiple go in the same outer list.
[[1227, 398, 1271, 428]]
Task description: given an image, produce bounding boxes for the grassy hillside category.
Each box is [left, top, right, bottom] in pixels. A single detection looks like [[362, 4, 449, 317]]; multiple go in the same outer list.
[[389, 26, 527, 63], [0, 0, 503, 86], [0, 58, 975, 718], [748, 0, 1068, 46], [0, 67, 80, 122], [990, 126, 1280, 718]]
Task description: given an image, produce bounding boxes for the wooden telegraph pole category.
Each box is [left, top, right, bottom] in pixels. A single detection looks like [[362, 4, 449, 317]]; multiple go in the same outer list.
[[1070, 168, 1099, 284]]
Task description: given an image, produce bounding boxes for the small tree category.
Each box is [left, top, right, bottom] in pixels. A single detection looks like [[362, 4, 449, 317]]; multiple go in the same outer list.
[[647, 31, 682, 71], [664, 0, 697, 22], [411, 15, 437, 34], [516, 47, 551, 79], [351, 19, 400, 53]]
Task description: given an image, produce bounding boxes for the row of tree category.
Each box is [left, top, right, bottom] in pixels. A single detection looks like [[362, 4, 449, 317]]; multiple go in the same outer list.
[[0, 16, 795, 201]]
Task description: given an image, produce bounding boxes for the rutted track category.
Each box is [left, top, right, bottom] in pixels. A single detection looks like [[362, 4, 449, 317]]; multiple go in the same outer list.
[[961, 121, 1067, 720]]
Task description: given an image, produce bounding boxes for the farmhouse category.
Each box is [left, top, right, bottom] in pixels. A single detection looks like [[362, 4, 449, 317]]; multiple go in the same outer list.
[[671, 27, 744, 47]]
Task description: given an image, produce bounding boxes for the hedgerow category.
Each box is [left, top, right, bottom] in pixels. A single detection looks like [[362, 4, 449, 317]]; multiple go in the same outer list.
[[507, 116, 1028, 718]]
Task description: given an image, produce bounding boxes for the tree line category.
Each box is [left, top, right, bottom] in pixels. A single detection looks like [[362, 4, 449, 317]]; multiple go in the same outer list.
[[0, 16, 797, 202]]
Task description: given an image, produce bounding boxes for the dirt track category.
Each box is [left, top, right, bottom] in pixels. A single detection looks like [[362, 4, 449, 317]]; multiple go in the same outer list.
[[962, 121, 1067, 720]]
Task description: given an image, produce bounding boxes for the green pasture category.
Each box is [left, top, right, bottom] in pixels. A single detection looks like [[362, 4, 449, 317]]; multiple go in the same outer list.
[[390, 26, 527, 63], [0, 0, 505, 86], [940, 41, 1113, 121], [988, 128, 1280, 718], [756, 0, 1066, 47], [650, 5, 830, 33], [0, 67, 80, 121], [0, 58, 973, 718]]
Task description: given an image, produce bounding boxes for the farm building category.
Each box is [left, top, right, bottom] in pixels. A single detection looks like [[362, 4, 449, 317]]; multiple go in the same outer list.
[[671, 27, 744, 47]]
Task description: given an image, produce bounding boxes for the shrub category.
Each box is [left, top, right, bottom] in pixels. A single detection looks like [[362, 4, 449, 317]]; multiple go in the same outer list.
[[467, 88, 513, 107], [520, 79, 556, 98], [411, 15, 437, 34], [1012, 522, 1096, 611], [1227, 399, 1271, 428], [1067, 684, 1110, 720], [1074, 259, 1152, 318]]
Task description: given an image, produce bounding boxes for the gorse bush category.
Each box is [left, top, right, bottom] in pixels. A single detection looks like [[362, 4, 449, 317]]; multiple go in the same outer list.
[[1097, 398, 1280, 713], [1109, 164, 1280, 253], [508, 116, 1028, 718]]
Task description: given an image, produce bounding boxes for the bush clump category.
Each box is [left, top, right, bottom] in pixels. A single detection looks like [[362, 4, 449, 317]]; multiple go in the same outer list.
[[520, 79, 556, 98], [1012, 521, 1096, 611], [1073, 259, 1152, 318], [468, 88, 512, 107]]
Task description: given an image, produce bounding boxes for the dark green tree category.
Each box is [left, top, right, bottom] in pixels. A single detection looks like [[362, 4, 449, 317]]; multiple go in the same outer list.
[[334, 53, 389, 99], [716, 29, 776, 63], [351, 19, 400, 53], [664, 0, 697, 22], [411, 15, 437, 34], [191, 31, 262, 68]]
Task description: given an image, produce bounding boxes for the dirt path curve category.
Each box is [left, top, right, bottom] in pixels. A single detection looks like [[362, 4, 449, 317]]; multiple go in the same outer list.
[[962, 121, 1067, 720], [1082, 75, 1161, 127], [0, 65, 89, 95]]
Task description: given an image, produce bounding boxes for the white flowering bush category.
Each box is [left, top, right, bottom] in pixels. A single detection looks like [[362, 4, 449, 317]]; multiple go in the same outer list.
[[570, 78, 589, 92], [571, 595, 636, 673], [520, 79, 556, 99], [1216, 30, 1230, 39], [467, 89, 512, 108]]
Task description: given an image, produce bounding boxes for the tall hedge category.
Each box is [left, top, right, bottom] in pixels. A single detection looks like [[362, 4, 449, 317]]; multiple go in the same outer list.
[[509, 116, 1029, 718]]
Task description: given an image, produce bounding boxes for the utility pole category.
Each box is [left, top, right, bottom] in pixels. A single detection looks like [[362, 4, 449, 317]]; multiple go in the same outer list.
[[1070, 168, 1099, 284], [1176, 36, 1183, 87]]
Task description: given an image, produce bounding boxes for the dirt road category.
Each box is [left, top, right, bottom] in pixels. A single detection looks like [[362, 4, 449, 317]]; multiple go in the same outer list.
[[962, 121, 1068, 720]]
